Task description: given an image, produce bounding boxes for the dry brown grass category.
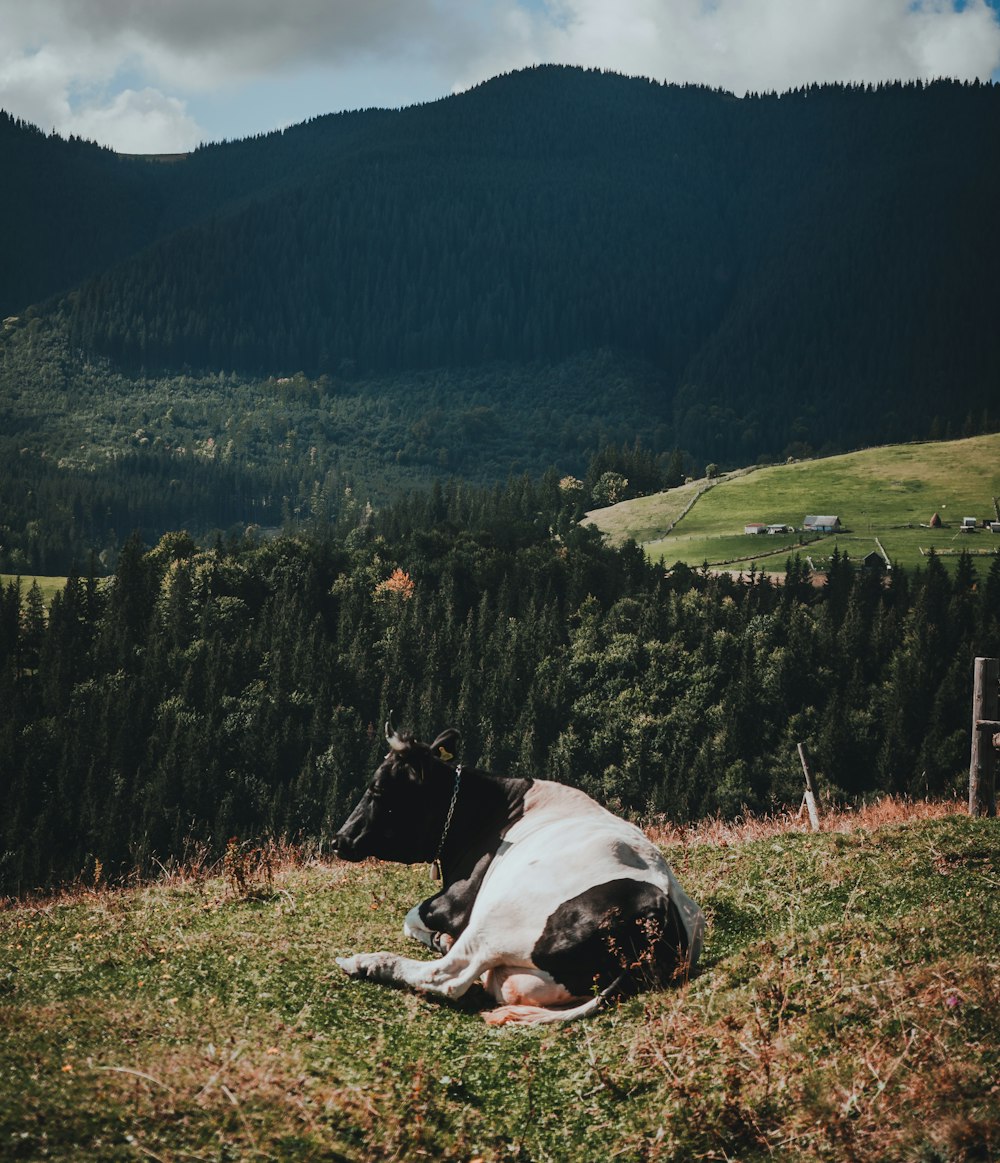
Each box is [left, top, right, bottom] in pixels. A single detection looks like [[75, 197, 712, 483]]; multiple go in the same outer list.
[[2, 797, 966, 919], [646, 794, 966, 849]]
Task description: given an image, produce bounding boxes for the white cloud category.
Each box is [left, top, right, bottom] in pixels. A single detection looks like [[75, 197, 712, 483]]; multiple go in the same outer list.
[[68, 88, 203, 154], [906, 0, 1000, 79], [461, 0, 1000, 94], [0, 0, 998, 151], [0, 4, 203, 150]]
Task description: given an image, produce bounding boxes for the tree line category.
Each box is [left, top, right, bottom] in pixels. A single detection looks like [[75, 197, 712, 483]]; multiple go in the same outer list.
[[2, 476, 996, 895]]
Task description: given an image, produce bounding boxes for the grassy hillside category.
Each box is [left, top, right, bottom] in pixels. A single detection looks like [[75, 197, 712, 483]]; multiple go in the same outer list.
[[587, 434, 1000, 573], [2, 805, 998, 1161]]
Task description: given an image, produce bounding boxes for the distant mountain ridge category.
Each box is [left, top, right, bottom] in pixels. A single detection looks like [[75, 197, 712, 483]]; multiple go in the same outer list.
[[2, 65, 999, 467]]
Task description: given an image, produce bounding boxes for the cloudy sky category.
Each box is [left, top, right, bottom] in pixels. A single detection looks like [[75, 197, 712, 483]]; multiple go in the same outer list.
[[2, 0, 1000, 153]]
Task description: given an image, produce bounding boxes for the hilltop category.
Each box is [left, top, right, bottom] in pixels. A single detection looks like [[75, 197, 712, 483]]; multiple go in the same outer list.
[[586, 433, 1000, 572], [2, 804, 997, 1161]]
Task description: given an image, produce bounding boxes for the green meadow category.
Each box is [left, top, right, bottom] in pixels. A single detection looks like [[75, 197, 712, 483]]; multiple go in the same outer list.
[[1, 809, 997, 1161], [1, 573, 70, 604], [587, 434, 1000, 573]]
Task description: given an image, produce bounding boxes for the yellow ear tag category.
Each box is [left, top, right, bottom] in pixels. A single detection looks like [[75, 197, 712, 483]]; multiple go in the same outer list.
[[438, 747, 453, 761]]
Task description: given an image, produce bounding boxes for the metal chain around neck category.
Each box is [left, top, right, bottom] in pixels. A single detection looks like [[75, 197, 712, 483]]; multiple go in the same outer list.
[[431, 764, 462, 880]]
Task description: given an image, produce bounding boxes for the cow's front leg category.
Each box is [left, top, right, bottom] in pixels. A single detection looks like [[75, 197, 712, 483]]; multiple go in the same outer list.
[[335, 947, 487, 1000]]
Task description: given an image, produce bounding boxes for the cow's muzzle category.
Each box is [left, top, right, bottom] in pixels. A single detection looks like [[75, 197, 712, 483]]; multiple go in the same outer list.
[[331, 831, 361, 862]]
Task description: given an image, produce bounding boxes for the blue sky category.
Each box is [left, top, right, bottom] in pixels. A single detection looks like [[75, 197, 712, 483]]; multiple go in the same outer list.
[[2, 0, 999, 152]]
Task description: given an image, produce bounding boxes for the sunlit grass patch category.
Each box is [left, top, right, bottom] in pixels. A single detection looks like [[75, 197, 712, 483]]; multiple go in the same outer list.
[[583, 477, 710, 545], [0, 573, 69, 605]]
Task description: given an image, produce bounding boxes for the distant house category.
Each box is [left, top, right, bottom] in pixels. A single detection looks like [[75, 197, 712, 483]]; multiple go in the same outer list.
[[990, 522, 1000, 534], [929, 512, 942, 528], [766, 523, 792, 535], [803, 515, 841, 533], [862, 550, 887, 574], [961, 516, 978, 531], [744, 522, 767, 535]]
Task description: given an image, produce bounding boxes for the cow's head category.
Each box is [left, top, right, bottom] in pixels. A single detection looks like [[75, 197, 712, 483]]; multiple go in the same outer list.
[[332, 723, 462, 864]]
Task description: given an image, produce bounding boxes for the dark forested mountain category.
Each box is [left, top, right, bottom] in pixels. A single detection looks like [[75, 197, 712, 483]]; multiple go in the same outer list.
[[0, 104, 398, 322], [2, 67, 999, 565]]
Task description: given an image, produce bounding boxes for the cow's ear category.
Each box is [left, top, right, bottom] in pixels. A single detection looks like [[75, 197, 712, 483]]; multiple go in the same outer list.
[[430, 728, 461, 763]]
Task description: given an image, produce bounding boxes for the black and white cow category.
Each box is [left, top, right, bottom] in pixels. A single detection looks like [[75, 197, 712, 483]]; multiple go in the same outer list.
[[333, 725, 704, 1026]]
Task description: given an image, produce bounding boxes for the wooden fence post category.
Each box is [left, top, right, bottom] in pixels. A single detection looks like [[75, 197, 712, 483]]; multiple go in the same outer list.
[[797, 741, 821, 831], [969, 656, 1000, 818]]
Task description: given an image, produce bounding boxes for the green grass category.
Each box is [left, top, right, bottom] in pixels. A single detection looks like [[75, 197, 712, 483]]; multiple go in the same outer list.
[[1, 574, 69, 604], [2, 810, 998, 1160], [582, 477, 710, 544], [587, 434, 1000, 573]]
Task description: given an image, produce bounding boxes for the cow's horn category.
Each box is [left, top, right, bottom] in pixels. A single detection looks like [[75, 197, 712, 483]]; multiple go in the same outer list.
[[385, 711, 408, 752]]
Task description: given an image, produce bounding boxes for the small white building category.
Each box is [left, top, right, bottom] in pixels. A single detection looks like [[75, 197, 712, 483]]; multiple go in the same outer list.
[[744, 522, 767, 535]]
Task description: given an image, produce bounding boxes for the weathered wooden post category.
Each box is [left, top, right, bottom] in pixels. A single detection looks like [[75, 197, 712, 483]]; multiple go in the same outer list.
[[969, 657, 1000, 818], [797, 741, 821, 831]]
